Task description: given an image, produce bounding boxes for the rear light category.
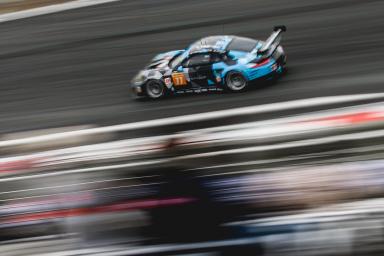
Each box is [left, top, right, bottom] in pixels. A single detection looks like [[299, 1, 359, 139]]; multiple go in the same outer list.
[[247, 58, 270, 68]]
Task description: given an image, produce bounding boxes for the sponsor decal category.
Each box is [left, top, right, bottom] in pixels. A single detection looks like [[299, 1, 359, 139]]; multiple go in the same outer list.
[[172, 72, 187, 86], [164, 77, 172, 87]]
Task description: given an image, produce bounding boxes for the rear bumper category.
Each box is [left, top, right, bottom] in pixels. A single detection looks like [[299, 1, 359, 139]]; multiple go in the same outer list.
[[245, 62, 283, 81], [247, 52, 286, 81]]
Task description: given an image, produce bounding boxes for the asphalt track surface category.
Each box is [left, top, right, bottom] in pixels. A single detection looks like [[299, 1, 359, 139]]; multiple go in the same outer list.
[[1, 0, 384, 134]]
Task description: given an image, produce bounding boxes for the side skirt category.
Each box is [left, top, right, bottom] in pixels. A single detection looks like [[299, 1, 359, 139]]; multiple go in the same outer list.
[[174, 87, 224, 94]]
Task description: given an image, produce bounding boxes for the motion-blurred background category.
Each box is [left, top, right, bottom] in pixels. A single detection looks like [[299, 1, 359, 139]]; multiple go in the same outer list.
[[1, 0, 384, 255]]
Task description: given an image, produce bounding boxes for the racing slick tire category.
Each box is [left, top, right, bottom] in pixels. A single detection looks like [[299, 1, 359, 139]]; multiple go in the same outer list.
[[145, 80, 165, 99], [224, 71, 248, 92]]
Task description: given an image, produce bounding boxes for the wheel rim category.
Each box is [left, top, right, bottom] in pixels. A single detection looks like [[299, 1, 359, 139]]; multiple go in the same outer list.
[[226, 73, 246, 91], [146, 81, 163, 98]]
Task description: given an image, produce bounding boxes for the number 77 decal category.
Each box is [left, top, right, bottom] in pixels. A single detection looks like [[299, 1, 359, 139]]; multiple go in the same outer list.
[[172, 72, 187, 86]]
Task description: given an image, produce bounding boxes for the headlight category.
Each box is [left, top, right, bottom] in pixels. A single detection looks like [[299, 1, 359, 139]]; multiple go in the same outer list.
[[132, 71, 146, 85]]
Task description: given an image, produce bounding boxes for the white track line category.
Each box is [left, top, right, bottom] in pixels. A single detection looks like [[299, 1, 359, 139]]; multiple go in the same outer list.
[[0, 0, 122, 23], [228, 198, 384, 226], [0, 176, 155, 196], [180, 129, 384, 159], [0, 160, 161, 183], [1, 93, 384, 148], [0, 182, 158, 202]]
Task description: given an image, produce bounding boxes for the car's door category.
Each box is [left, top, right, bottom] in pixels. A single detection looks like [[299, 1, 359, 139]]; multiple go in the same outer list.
[[182, 53, 218, 88]]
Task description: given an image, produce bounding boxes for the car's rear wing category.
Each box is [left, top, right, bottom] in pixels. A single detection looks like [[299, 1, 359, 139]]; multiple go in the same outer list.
[[259, 25, 287, 56]]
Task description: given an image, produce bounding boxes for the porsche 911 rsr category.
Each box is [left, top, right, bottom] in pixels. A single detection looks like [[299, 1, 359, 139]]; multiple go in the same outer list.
[[130, 26, 287, 99]]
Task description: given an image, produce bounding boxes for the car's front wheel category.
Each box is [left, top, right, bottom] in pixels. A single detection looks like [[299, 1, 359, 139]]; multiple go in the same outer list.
[[145, 80, 165, 99], [225, 71, 248, 92]]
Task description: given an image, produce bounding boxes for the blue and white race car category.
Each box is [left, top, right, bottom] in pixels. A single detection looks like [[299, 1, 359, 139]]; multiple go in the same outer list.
[[130, 26, 287, 99]]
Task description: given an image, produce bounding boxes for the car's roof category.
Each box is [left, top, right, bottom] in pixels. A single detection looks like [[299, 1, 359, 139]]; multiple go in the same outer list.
[[188, 35, 258, 54], [189, 36, 232, 53]]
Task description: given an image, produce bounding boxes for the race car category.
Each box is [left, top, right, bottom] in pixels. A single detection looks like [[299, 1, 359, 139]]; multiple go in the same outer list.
[[130, 26, 287, 99]]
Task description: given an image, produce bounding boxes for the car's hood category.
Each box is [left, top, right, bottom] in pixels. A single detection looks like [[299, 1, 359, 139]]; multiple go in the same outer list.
[[147, 50, 185, 70], [132, 50, 184, 85]]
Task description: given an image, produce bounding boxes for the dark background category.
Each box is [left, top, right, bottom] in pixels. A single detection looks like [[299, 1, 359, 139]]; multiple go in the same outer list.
[[1, 0, 383, 133]]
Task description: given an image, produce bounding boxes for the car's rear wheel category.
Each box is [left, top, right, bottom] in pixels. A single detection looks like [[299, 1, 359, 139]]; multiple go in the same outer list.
[[225, 71, 248, 92], [145, 80, 165, 99]]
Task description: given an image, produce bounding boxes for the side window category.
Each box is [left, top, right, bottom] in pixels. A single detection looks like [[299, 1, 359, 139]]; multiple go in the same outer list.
[[210, 53, 223, 63], [184, 53, 211, 67]]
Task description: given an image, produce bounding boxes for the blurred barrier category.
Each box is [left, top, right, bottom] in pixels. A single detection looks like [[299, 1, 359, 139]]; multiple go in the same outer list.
[[0, 125, 113, 153], [0, 99, 384, 176], [1, 93, 384, 151]]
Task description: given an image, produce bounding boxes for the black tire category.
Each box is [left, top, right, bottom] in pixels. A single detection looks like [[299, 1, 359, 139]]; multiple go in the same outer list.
[[145, 80, 165, 99], [224, 71, 248, 92]]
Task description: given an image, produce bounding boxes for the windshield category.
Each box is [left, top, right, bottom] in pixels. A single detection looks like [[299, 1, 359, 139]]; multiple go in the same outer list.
[[189, 36, 224, 52], [168, 53, 185, 69]]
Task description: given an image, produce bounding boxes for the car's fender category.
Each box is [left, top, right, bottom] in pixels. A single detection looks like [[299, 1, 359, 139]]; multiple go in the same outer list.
[[221, 67, 249, 83], [213, 62, 248, 85]]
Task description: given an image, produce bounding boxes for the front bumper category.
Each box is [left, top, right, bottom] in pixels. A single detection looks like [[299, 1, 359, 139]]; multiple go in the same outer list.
[[130, 84, 146, 97]]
